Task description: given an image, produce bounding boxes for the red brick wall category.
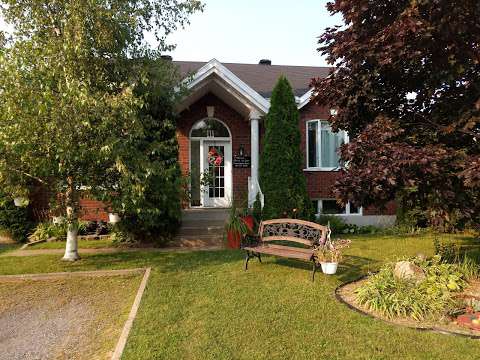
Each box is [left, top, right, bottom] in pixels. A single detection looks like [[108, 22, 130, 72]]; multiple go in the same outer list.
[[177, 93, 251, 205], [79, 198, 109, 222]]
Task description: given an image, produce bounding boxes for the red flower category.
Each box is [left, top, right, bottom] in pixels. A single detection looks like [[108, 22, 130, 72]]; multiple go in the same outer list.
[[214, 156, 223, 166]]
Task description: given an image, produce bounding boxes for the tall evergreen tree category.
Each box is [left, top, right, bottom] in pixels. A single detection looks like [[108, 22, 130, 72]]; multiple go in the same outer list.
[[259, 76, 312, 220]]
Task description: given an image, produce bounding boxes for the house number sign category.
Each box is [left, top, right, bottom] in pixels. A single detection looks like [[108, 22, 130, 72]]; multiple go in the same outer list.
[[233, 145, 251, 168]]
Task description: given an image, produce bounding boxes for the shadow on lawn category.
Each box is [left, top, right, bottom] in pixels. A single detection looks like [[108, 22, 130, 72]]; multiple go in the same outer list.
[[80, 249, 244, 273], [264, 254, 379, 283]]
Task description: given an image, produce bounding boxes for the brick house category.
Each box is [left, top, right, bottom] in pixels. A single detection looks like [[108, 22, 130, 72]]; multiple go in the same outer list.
[[174, 58, 396, 227]]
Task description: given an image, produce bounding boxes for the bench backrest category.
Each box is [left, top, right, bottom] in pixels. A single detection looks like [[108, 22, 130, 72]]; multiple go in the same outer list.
[[259, 219, 329, 247]]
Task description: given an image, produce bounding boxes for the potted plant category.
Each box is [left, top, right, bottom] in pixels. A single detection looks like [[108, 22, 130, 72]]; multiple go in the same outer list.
[[239, 207, 255, 233], [314, 239, 351, 275], [225, 205, 248, 249]]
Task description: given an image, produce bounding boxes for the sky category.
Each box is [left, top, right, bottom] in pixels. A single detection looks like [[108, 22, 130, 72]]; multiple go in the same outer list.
[[1, 1, 343, 67], [166, 0, 342, 66]]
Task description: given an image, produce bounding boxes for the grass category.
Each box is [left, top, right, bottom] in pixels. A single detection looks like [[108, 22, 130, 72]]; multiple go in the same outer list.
[[29, 238, 114, 250], [0, 233, 479, 359]]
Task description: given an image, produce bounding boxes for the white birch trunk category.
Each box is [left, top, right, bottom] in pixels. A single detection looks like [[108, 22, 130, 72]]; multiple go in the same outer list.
[[62, 177, 80, 261]]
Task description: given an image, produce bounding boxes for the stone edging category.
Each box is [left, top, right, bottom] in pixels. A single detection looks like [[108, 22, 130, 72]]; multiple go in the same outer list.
[[111, 267, 152, 360], [335, 276, 480, 340]]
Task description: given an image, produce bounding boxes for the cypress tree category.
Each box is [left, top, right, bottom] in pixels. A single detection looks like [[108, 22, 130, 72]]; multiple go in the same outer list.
[[259, 76, 313, 220]]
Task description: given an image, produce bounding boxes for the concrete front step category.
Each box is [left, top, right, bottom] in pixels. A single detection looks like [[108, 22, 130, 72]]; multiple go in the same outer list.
[[181, 209, 229, 222], [177, 225, 225, 236], [173, 209, 229, 248]]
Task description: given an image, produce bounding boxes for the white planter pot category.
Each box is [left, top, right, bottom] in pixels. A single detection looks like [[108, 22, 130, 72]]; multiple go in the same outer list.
[[108, 213, 121, 224], [13, 197, 28, 207], [321, 262, 338, 275]]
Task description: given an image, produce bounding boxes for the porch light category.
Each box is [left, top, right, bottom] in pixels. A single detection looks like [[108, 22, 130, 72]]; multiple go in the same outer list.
[[330, 109, 338, 116]]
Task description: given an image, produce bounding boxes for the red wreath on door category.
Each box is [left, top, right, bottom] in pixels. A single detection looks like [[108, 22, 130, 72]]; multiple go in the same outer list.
[[208, 147, 223, 167]]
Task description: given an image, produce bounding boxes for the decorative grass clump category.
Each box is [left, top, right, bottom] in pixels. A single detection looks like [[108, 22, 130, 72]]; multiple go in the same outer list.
[[356, 256, 477, 321]]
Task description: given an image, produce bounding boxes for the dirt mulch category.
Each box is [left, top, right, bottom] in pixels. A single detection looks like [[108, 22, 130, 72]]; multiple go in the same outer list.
[[336, 277, 480, 339], [0, 274, 142, 360]]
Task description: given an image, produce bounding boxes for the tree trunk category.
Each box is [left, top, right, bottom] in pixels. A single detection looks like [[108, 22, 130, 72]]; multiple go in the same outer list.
[[62, 176, 80, 261]]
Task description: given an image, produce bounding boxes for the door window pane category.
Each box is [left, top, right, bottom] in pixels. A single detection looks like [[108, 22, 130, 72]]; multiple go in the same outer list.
[[208, 145, 226, 199]]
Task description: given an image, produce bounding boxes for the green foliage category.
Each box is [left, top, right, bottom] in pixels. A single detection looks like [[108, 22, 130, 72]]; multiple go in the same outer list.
[[356, 256, 472, 320], [316, 215, 381, 235], [433, 238, 461, 263], [252, 193, 263, 225], [225, 204, 248, 235], [259, 77, 313, 220], [0, 192, 32, 242], [317, 215, 348, 234], [315, 1, 480, 229], [105, 61, 183, 244], [0, 1, 201, 252], [30, 222, 67, 242]]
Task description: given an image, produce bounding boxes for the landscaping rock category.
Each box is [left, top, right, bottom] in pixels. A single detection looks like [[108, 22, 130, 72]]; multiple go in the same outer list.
[[394, 261, 426, 283]]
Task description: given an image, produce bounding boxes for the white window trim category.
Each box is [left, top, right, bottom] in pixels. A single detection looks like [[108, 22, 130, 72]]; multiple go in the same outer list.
[[313, 199, 363, 216], [305, 119, 349, 171]]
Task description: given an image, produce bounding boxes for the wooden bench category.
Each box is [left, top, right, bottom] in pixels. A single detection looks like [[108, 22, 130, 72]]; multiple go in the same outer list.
[[242, 219, 331, 281]]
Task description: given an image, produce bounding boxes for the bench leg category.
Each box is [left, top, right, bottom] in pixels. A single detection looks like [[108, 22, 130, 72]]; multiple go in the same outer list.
[[245, 251, 261, 271], [312, 262, 319, 282], [245, 251, 251, 271]]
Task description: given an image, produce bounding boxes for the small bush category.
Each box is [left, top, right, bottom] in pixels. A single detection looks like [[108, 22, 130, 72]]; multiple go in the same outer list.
[[356, 256, 472, 320], [317, 215, 349, 233], [30, 222, 67, 241], [252, 193, 262, 225], [0, 193, 33, 242]]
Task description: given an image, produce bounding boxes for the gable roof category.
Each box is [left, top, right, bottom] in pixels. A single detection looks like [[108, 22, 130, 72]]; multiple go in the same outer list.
[[174, 60, 331, 98]]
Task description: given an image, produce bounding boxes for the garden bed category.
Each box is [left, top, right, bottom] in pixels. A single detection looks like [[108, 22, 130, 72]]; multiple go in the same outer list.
[[336, 276, 480, 339]]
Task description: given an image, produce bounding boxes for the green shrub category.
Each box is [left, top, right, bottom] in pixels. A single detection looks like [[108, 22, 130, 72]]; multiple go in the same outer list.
[[0, 192, 33, 242], [356, 225, 381, 234], [252, 193, 262, 225], [317, 215, 347, 233], [30, 222, 67, 241], [356, 256, 471, 320]]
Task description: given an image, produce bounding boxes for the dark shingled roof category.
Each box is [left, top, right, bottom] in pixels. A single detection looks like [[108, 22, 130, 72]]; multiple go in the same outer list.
[[173, 61, 332, 98]]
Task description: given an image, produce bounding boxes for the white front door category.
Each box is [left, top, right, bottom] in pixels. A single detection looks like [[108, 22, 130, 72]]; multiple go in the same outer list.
[[202, 141, 232, 207]]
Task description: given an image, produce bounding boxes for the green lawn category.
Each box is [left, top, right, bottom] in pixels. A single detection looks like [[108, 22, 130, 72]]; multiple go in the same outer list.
[[0, 233, 479, 359], [29, 238, 114, 250]]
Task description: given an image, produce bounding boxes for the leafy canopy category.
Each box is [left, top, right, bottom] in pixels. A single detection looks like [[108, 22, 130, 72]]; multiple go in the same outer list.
[[313, 0, 480, 229], [0, 1, 202, 247]]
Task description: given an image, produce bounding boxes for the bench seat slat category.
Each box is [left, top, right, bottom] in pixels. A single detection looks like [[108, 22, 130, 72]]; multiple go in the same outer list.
[[244, 245, 313, 261]]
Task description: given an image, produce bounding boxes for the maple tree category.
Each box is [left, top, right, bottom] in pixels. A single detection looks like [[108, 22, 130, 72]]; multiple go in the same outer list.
[[313, 0, 480, 229]]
